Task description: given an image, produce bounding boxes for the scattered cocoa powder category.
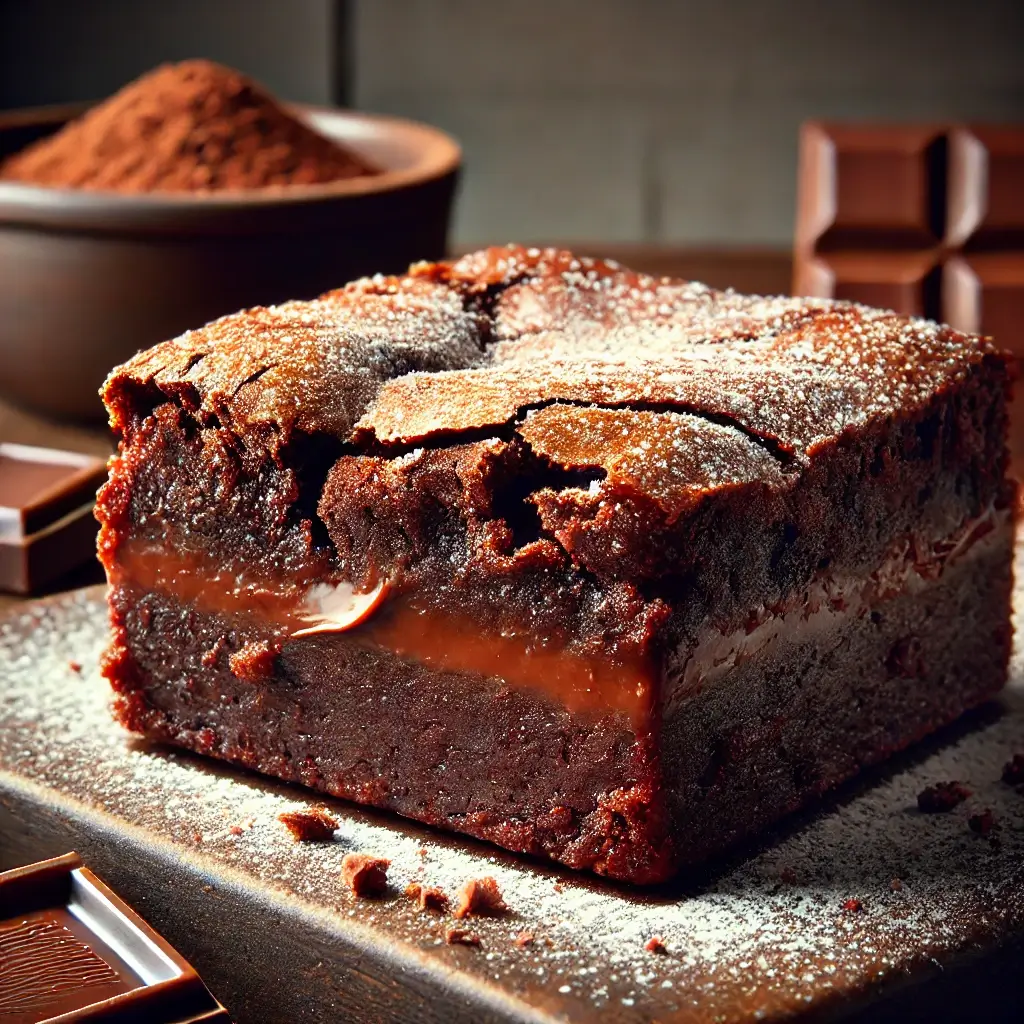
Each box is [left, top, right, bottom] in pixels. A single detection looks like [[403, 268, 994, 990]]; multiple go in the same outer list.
[[513, 931, 535, 948], [1002, 754, 1024, 787], [340, 852, 390, 897], [405, 882, 449, 914], [0, 60, 377, 193], [454, 877, 508, 919], [278, 808, 339, 842], [917, 781, 971, 812], [645, 935, 668, 954], [445, 927, 481, 947], [968, 809, 997, 837]]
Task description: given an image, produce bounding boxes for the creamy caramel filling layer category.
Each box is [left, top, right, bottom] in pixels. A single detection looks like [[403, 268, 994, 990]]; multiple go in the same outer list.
[[112, 544, 655, 723], [112, 503, 1006, 727]]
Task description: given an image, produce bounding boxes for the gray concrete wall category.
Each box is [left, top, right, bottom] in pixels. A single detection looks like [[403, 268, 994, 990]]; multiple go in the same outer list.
[[2, 1, 1021, 247], [0, 0, 337, 106], [353, 0, 1024, 246]]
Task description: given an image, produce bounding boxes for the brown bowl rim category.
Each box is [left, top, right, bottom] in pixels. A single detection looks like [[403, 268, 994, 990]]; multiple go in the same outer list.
[[0, 101, 461, 233]]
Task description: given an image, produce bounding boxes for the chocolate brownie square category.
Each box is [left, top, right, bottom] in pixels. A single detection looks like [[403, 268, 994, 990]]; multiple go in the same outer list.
[[97, 246, 1014, 883]]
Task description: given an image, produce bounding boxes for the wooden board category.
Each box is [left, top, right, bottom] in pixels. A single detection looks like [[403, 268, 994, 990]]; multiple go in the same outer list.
[[1, 570, 1023, 1023]]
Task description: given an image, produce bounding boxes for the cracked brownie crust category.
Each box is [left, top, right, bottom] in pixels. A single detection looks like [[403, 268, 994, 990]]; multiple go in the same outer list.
[[97, 245, 1015, 883]]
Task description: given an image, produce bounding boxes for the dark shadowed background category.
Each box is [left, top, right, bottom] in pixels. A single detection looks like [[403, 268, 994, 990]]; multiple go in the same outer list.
[[1, 0, 1021, 248]]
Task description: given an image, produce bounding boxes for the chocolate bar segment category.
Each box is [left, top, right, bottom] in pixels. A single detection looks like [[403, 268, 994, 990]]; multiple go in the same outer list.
[[0, 443, 106, 594], [0, 852, 229, 1023], [793, 251, 940, 317], [947, 126, 1024, 250], [796, 123, 946, 251], [794, 122, 1024, 454]]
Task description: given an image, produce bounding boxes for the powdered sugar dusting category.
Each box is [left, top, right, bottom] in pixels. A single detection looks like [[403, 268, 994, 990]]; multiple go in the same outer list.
[[2, 566, 1023, 1020]]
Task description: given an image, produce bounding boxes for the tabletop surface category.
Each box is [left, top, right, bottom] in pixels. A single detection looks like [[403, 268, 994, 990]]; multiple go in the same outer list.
[[1, 563, 1022, 1022]]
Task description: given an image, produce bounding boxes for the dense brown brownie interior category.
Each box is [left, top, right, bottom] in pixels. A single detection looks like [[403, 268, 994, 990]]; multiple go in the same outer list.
[[97, 246, 1015, 883]]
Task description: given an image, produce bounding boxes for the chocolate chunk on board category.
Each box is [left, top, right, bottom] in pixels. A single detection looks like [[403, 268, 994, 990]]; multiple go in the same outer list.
[[0, 852, 228, 1022]]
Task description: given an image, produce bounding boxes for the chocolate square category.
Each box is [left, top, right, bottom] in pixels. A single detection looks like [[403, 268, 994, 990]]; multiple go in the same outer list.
[[948, 126, 1024, 250], [0, 853, 229, 1023], [796, 123, 946, 251], [0, 443, 107, 594]]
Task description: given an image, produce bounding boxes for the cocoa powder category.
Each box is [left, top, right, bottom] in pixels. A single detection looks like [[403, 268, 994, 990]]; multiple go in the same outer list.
[[0, 60, 377, 193]]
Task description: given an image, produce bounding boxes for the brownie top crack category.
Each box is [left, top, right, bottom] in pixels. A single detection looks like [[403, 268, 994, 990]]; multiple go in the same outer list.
[[102, 244, 1008, 518]]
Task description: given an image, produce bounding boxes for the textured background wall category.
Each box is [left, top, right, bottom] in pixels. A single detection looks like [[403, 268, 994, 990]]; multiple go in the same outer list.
[[353, 0, 1024, 246], [0, 0, 338, 107], [2, 0, 1022, 247]]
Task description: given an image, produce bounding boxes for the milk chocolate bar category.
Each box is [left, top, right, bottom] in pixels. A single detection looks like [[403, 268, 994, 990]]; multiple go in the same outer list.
[[0, 852, 228, 1023], [0, 443, 106, 593], [794, 122, 1024, 347]]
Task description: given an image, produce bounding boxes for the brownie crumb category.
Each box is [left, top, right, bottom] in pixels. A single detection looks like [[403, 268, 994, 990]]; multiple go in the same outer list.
[[917, 781, 971, 812], [842, 898, 863, 913], [68, 660, 82, 673], [553, 882, 563, 893], [229, 825, 244, 836], [445, 927, 481, 947], [889, 878, 903, 892], [228, 640, 280, 682], [513, 931, 535, 948], [278, 807, 339, 842], [455, 877, 508, 919], [341, 852, 390, 897], [405, 882, 449, 913], [1002, 754, 1024, 787], [968, 809, 997, 836], [645, 935, 668, 954]]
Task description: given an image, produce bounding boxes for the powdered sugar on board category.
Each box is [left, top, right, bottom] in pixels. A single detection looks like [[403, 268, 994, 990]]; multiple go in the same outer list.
[[2, 570, 1023, 1021]]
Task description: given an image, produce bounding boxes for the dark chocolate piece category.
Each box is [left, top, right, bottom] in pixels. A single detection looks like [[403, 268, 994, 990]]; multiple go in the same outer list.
[[0, 852, 228, 1023], [96, 245, 1014, 885], [0, 443, 106, 594]]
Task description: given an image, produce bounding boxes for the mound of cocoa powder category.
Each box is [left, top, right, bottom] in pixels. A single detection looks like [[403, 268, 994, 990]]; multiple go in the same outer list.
[[0, 60, 377, 193]]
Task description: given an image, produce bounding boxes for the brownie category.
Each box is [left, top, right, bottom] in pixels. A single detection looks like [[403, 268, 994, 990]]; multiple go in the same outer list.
[[96, 245, 1015, 884]]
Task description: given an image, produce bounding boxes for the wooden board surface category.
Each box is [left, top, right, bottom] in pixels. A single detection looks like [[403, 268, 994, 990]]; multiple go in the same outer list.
[[1, 562, 1023, 1023]]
